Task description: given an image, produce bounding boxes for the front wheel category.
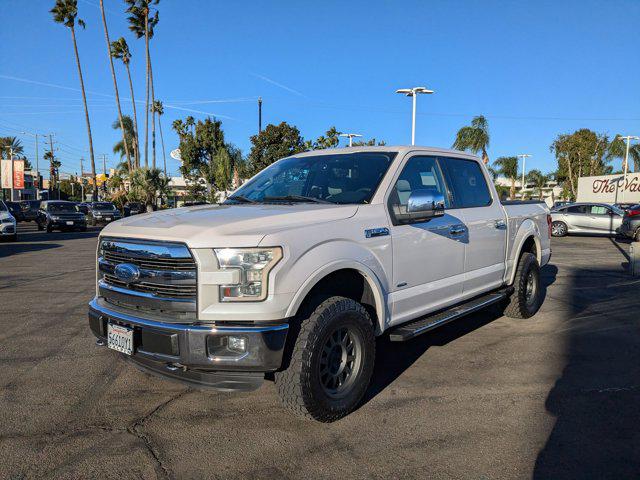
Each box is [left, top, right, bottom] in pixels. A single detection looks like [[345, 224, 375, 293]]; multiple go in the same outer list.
[[551, 221, 567, 237], [504, 252, 541, 319], [275, 296, 375, 422]]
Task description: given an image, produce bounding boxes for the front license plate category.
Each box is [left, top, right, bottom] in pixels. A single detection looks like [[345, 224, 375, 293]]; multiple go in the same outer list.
[[107, 323, 134, 355], [66, 221, 74, 225], [105, 217, 112, 221]]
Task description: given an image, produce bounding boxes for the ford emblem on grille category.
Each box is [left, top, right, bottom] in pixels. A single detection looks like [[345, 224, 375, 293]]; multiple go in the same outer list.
[[114, 263, 140, 283]]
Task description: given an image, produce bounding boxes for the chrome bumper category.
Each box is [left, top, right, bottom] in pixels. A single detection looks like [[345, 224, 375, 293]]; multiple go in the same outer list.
[[88, 299, 289, 390]]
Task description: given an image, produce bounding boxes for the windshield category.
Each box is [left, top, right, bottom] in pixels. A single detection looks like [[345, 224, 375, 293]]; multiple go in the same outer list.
[[611, 205, 625, 216], [48, 203, 78, 213], [228, 152, 397, 204], [93, 202, 116, 210]]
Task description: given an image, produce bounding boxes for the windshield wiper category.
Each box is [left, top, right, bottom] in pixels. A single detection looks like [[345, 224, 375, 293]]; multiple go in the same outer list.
[[263, 195, 332, 204], [225, 195, 257, 204]]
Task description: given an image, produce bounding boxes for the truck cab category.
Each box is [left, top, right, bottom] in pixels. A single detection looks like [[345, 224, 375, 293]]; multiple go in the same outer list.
[[89, 146, 551, 421]]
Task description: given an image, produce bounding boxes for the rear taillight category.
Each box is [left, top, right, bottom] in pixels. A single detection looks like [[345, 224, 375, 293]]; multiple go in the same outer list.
[[628, 209, 640, 217], [547, 214, 552, 238]]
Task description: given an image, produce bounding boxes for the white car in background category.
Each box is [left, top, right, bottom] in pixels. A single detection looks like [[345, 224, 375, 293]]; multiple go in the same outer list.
[[0, 201, 17, 242]]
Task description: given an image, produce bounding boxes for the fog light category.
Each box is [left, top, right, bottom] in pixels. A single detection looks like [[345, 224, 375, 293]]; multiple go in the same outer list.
[[228, 336, 247, 354]]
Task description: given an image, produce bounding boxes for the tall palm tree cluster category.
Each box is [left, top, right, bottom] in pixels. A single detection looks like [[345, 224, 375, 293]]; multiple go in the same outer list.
[[50, 0, 167, 206]]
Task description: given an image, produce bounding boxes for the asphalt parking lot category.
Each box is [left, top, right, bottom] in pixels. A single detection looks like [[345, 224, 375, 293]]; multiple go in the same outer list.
[[1, 223, 639, 479]]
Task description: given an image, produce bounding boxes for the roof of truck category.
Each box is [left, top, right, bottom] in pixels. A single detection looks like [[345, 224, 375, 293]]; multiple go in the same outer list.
[[294, 145, 480, 160]]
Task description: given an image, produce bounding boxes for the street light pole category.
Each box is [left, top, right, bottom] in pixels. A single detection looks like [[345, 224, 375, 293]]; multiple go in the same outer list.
[[395, 86, 434, 146], [21, 131, 41, 198], [617, 135, 639, 202], [339, 133, 363, 147], [517, 154, 532, 194]]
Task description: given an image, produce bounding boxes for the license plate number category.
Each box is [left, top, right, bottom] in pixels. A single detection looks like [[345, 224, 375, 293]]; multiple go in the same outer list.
[[107, 323, 134, 355], [66, 221, 74, 225]]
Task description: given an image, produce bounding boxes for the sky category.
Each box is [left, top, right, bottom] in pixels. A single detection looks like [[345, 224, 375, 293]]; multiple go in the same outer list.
[[0, 0, 639, 178]]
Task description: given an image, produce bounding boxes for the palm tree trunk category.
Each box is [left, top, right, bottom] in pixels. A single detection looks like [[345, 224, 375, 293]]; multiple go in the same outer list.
[[100, 0, 132, 173], [158, 112, 167, 177], [70, 26, 97, 201], [482, 148, 489, 165], [144, 12, 150, 168], [124, 62, 140, 168], [150, 57, 156, 169], [510, 178, 516, 200]]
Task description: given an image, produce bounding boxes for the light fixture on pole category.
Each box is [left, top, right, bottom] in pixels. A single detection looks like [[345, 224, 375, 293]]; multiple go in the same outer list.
[[395, 86, 434, 146], [339, 133, 363, 147], [517, 154, 532, 193]]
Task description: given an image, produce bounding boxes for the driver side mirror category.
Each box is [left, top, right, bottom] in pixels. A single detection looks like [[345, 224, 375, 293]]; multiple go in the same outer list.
[[395, 190, 446, 224]]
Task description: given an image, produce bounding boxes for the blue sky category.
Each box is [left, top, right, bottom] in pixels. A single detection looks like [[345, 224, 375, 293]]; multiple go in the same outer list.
[[1, 0, 638, 178]]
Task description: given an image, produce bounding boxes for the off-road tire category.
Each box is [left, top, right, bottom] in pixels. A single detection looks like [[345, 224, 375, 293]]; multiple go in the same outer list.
[[504, 252, 541, 319], [275, 296, 375, 422], [551, 221, 567, 237]]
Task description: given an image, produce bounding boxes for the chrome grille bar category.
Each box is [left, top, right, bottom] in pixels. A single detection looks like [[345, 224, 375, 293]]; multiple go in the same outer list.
[[98, 238, 197, 319]]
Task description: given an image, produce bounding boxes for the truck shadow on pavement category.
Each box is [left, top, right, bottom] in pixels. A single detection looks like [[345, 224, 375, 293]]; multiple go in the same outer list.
[[360, 264, 559, 407], [534, 264, 640, 478]]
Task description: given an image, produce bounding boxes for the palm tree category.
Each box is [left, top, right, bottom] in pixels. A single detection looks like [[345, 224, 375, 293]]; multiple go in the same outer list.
[[44, 150, 61, 196], [494, 156, 519, 200], [126, 0, 159, 169], [452, 115, 490, 164], [526, 169, 549, 200], [608, 135, 640, 173], [152, 100, 167, 176], [130, 167, 169, 211], [110, 37, 139, 168], [112, 115, 137, 162], [99, 1, 132, 173], [0, 137, 24, 158], [50, 0, 97, 200]]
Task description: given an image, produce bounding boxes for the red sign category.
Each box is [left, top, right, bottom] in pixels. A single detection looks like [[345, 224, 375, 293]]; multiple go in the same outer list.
[[13, 160, 24, 189]]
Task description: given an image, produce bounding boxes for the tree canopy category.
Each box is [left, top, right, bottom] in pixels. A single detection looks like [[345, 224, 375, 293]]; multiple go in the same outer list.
[[452, 115, 490, 164], [247, 122, 306, 176]]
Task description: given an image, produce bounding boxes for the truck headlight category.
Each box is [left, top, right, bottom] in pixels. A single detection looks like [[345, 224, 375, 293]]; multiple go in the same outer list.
[[214, 247, 282, 301]]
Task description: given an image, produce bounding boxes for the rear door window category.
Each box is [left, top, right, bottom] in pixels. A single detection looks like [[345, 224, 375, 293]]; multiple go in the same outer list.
[[439, 157, 492, 208], [567, 205, 587, 214], [589, 205, 609, 215]]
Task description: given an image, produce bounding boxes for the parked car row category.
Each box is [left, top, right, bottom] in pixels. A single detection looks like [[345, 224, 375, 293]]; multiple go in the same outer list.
[[550, 201, 640, 241]]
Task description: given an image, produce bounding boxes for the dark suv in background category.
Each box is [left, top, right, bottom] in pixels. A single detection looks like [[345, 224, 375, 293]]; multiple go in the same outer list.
[[123, 202, 144, 216], [19, 200, 41, 222], [37, 201, 87, 232], [618, 204, 640, 242], [4, 201, 24, 222], [85, 202, 121, 226]]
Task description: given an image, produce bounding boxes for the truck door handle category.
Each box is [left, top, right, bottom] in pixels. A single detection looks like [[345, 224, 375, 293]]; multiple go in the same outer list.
[[494, 219, 507, 229], [449, 225, 466, 236]]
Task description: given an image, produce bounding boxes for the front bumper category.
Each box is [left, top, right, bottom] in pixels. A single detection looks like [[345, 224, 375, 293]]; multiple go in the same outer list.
[[88, 299, 288, 391], [0, 223, 16, 235]]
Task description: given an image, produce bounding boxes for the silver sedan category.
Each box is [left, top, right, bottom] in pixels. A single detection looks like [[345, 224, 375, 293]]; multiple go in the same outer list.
[[550, 203, 624, 237]]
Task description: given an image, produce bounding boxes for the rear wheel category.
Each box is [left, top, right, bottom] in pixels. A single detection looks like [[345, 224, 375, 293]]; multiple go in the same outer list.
[[551, 221, 567, 237], [275, 296, 375, 422], [504, 252, 541, 319]]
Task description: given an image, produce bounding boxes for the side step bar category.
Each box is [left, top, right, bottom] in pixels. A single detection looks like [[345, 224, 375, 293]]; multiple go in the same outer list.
[[388, 287, 513, 342]]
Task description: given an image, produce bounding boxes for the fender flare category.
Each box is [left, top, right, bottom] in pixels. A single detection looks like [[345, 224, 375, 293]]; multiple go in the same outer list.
[[284, 259, 389, 335], [507, 219, 542, 285]]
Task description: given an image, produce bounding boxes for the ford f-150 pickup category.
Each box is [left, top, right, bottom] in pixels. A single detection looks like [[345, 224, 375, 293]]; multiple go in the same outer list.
[[89, 146, 551, 421]]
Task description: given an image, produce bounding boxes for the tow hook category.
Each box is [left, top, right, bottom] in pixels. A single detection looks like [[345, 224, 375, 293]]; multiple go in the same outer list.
[[96, 338, 107, 347]]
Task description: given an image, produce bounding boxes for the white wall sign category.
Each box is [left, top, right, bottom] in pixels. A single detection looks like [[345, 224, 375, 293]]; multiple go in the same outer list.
[[577, 173, 640, 204]]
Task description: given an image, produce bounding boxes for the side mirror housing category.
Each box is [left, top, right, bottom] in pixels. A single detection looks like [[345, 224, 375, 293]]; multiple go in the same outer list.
[[395, 190, 446, 224]]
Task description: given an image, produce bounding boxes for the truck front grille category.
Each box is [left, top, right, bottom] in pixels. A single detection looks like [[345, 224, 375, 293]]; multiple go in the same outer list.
[[97, 238, 197, 320]]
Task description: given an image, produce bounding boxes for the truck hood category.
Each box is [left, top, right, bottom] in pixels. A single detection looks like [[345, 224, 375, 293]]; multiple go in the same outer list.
[[100, 203, 359, 248]]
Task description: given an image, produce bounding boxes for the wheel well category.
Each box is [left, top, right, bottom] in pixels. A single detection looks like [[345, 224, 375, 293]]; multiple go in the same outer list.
[[519, 235, 538, 262], [298, 269, 378, 327]]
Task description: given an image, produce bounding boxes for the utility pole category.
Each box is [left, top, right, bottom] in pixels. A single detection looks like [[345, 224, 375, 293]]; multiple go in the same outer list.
[[102, 154, 108, 198], [258, 97, 262, 133], [21, 131, 40, 197], [518, 154, 532, 194]]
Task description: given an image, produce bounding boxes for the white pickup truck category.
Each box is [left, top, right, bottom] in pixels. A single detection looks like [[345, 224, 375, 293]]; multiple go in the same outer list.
[[89, 146, 551, 421]]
